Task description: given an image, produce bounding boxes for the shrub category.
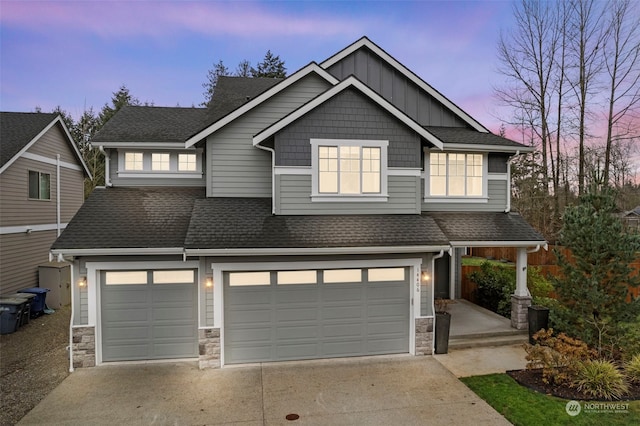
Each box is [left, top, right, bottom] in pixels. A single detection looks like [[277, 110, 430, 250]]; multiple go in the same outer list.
[[616, 316, 640, 361], [626, 354, 640, 384], [524, 328, 595, 385], [469, 262, 554, 318], [574, 359, 629, 400]]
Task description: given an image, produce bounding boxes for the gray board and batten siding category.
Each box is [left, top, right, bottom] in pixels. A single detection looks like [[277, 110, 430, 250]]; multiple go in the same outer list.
[[325, 47, 469, 128], [207, 73, 332, 198], [274, 88, 421, 168]]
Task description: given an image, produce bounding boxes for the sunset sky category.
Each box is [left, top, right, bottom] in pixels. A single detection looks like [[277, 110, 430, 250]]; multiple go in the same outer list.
[[1, 0, 515, 132]]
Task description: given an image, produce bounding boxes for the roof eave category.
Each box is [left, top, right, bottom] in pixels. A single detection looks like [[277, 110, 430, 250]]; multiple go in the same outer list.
[[436, 143, 534, 153], [449, 240, 547, 248], [50, 247, 186, 257], [97, 142, 193, 149], [184, 245, 451, 256]]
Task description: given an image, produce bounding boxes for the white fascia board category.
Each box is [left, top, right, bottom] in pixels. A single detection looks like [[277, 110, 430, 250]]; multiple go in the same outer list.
[[449, 240, 547, 248], [185, 245, 450, 257], [253, 76, 444, 150], [1, 116, 92, 179], [184, 63, 340, 148], [50, 247, 185, 256], [319, 37, 489, 133], [98, 142, 189, 149], [442, 143, 534, 153]]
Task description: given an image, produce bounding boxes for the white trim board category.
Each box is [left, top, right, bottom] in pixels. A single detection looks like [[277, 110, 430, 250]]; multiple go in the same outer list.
[[1, 223, 68, 235], [21, 152, 83, 171]]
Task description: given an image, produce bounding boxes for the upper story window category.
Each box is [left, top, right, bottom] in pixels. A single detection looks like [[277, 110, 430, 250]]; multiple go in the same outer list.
[[151, 153, 170, 171], [118, 150, 202, 177], [124, 152, 143, 171], [28, 170, 50, 200], [311, 139, 388, 201], [178, 154, 197, 171], [425, 152, 486, 199]]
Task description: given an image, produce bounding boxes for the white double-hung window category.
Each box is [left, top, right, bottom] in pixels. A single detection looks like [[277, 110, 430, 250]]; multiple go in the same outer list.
[[426, 152, 486, 199], [311, 139, 388, 201]]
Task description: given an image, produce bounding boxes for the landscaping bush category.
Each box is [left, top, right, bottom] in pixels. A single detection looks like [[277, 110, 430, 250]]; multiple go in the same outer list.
[[616, 316, 640, 361], [626, 354, 640, 384], [574, 359, 629, 400], [469, 262, 553, 318], [524, 328, 595, 385]]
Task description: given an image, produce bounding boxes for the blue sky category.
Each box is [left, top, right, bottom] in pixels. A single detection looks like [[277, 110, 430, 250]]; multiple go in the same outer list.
[[1, 0, 516, 131]]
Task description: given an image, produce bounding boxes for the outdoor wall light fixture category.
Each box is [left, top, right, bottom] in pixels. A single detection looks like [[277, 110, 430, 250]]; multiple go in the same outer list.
[[78, 277, 87, 288], [205, 277, 213, 288], [421, 271, 431, 282]]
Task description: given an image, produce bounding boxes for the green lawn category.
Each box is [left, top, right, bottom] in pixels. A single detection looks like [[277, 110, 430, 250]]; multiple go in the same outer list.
[[461, 374, 640, 426], [461, 256, 514, 267]]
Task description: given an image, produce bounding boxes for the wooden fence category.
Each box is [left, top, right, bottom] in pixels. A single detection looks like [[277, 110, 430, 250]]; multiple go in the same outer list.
[[461, 245, 640, 303]]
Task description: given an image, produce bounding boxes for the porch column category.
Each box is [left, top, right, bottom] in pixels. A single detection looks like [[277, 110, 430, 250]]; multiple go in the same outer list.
[[511, 247, 531, 330]]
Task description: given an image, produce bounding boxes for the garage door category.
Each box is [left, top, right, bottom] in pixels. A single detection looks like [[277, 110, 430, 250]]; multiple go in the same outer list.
[[101, 270, 198, 362], [224, 267, 410, 364]]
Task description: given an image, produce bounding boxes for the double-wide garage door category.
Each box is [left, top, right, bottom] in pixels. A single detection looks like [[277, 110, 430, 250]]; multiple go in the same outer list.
[[224, 267, 410, 364], [101, 270, 198, 362]]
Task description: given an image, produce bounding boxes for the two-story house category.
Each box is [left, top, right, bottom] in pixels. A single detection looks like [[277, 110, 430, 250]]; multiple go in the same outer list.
[[52, 37, 545, 370], [1, 112, 91, 295]]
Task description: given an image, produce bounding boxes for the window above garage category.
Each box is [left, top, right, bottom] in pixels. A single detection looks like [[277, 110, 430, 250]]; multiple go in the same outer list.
[[423, 151, 488, 202], [310, 139, 388, 202], [118, 149, 202, 178]]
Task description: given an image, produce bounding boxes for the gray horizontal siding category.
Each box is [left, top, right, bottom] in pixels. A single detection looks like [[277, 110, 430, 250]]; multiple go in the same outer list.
[[26, 123, 79, 164], [326, 48, 468, 128], [0, 157, 84, 227], [0, 230, 56, 294], [209, 74, 331, 198], [109, 150, 206, 187], [421, 179, 508, 212], [275, 88, 421, 168], [276, 174, 420, 215]]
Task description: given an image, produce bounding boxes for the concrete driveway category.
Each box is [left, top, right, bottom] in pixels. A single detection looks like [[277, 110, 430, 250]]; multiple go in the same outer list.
[[19, 356, 509, 425]]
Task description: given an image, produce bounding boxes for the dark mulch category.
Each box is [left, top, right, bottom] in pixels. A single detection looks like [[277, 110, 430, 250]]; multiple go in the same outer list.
[[508, 368, 640, 401]]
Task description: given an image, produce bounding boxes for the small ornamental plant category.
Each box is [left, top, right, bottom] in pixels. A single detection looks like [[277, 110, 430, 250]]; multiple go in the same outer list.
[[626, 354, 640, 384], [574, 359, 629, 400], [435, 298, 455, 313]]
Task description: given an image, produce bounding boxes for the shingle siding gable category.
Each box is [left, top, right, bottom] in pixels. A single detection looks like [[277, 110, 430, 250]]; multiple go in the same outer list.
[[274, 88, 421, 168]]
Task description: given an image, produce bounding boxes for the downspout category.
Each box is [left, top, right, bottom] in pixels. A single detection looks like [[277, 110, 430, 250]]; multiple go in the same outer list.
[[99, 146, 111, 187], [430, 250, 446, 315], [505, 150, 520, 213], [56, 154, 61, 237], [255, 144, 276, 214]]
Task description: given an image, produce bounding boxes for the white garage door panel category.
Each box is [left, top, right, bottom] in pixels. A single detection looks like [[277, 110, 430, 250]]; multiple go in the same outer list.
[[101, 270, 198, 362], [224, 267, 410, 364]]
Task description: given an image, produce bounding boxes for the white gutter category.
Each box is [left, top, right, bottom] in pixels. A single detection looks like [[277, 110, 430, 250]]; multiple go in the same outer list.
[[505, 150, 519, 213], [449, 240, 547, 248], [185, 245, 451, 257], [430, 249, 445, 315], [50, 247, 185, 257], [527, 244, 548, 253], [56, 154, 61, 237], [254, 145, 276, 214]]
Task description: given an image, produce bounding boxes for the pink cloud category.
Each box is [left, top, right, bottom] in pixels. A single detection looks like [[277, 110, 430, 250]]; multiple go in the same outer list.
[[1, 1, 364, 39]]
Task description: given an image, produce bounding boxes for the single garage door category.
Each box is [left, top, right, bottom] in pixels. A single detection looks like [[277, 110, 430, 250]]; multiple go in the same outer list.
[[101, 269, 198, 362], [224, 267, 410, 364]]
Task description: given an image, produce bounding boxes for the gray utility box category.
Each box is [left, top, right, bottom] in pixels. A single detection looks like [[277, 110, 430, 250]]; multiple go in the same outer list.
[[38, 262, 71, 309]]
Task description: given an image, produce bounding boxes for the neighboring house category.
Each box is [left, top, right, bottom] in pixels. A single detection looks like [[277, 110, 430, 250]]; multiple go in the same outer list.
[[620, 206, 640, 232], [52, 37, 546, 369], [0, 112, 91, 294]]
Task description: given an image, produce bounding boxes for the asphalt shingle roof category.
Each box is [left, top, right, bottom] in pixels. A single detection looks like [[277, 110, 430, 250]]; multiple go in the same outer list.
[[201, 76, 283, 129], [1, 112, 59, 168], [92, 106, 208, 143], [426, 212, 545, 243], [184, 198, 449, 249], [52, 187, 206, 249], [426, 126, 528, 148]]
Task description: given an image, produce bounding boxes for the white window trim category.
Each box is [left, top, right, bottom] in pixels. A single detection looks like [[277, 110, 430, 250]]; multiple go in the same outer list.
[[310, 139, 389, 202], [117, 149, 203, 177], [28, 170, 51, 201], [423, 150, 488, 203]]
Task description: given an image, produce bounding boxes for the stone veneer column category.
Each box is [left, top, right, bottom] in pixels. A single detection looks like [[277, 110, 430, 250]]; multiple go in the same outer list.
[[72, 326, 96, 368], [511, 295, 532, 330], [199, 328, 221, 369], [415, 318, 434, 355]]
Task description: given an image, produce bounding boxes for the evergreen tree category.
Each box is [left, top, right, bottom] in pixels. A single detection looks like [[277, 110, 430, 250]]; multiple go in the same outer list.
[[251, 50, 286, 78], [552, 177, 640, 351], [202, 60, 230, 106]]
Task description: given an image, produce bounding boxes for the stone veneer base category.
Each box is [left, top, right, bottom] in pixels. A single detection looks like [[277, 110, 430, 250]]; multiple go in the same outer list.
[[415, 317, 434, 355], [511, 295, 532, 330], [199, 328, 221, 369], [72, 326, 96, 368]]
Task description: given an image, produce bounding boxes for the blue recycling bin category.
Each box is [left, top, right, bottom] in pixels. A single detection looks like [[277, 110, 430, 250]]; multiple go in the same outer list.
[[0, 297, 25, 334], [18, 288, 49, 318]]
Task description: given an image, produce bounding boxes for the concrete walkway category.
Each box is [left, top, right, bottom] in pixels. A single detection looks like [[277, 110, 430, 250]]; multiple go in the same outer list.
[[19, 356, 511, 425], [435, 344, 528, 378]]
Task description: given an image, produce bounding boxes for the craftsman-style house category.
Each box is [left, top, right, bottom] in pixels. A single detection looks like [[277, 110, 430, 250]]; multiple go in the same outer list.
[[52, 37, 545, 369]]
